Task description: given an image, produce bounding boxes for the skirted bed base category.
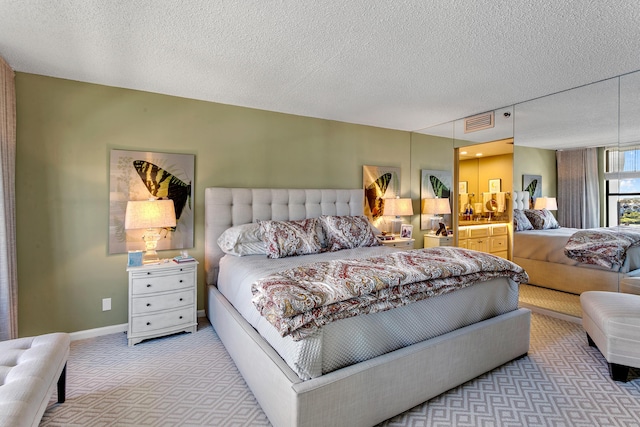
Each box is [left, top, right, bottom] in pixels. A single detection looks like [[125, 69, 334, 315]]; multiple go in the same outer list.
[[208, 286, 530, 427], [205, 187, 531, 427], [513, 256, 622, 294]]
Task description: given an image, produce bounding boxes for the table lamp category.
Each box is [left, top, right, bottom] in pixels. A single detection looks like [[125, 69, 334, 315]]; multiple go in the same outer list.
[[422, 198, 451, 233], [534, 197, 558, 210], [383, 197, 414, 236], [125, 199, 176, 264]]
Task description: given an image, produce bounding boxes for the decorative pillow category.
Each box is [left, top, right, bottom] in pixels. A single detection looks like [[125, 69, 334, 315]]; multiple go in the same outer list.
[[259, 218, 323, 259], [319, 215, 381, 251], [524, 209, 560, 230], [217, 223, 266, 256], [513, 209, 534, 231]]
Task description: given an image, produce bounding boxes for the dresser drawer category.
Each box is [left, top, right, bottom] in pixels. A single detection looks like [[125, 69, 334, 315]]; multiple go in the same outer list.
[[131, 306, 194, 334], [491, 224, 508, 236], [132, 289, 194, 314], [490, 235, 508, 252], [467, 227, 490, 238], [132, 270, 194, 295]]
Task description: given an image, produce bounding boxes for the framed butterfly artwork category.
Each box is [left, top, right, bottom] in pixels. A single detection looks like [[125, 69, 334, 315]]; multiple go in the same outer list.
[[109, 149, 195, 255], [522, 174, 542, 207], [362, 165, 400, 231], [421, 169, 452, 230]]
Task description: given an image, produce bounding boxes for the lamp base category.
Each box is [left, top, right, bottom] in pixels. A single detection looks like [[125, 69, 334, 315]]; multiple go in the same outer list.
[[142, 229, 162, 264], [143, 250, 160, 264], [429, 215, 443, 234], [390, 218, 403, 236]]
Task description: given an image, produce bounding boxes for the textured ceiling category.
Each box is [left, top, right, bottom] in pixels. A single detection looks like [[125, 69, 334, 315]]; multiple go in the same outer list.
[[2, 1, 640, 134]]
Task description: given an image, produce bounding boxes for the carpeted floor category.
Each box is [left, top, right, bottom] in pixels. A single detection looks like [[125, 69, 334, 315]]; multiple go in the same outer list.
[[40, 313, 640, 427], [519, 284, 582, 319]]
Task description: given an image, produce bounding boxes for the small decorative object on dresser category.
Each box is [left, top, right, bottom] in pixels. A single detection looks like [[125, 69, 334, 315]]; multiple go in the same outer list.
[[127, 260, 198, 346]]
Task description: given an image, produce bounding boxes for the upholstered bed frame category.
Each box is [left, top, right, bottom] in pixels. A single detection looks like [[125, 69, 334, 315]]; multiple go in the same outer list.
[[511, 191, 622, 294], [205, 187, 531, 427]]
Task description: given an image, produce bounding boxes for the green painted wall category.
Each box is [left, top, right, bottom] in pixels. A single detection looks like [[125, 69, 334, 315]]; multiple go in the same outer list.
[[15, 73, 453, 336], [513, 145, 557, 197]]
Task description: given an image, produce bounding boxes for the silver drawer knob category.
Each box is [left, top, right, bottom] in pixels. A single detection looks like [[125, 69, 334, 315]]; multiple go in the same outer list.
[[146, 284, 152, 288], [146, 303, 151, 307], [146, 322, 151, 325]]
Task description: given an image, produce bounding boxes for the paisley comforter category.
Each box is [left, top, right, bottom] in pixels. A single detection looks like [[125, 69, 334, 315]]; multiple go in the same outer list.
[[251, 247, 528, 341], [564, 227, 640, 269]]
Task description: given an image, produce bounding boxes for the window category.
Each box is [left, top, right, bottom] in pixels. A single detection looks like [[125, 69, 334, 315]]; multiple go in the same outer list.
[[605, 148, 640, 227]]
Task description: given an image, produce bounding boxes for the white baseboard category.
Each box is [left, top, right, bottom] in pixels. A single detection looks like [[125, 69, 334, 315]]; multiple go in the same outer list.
[[69, 309, 208, 341]]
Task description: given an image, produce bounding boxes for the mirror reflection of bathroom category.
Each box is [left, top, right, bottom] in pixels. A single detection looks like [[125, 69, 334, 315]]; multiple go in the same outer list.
[[458, 138, 513, 226]]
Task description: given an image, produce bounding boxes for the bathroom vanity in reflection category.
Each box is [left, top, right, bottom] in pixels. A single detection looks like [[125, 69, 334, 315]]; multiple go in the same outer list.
[[457, 222, 509, 259]]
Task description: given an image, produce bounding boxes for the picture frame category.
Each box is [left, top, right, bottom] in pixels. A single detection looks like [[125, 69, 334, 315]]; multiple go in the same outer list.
[[489, 178, 502, 193], [522, 174, 542, 205], [109, 149, 195, 254], [400, 224, 413, 239], [363, 165, 400, 229], [459, 181, 468, 194], [421, 169, 452, 230]]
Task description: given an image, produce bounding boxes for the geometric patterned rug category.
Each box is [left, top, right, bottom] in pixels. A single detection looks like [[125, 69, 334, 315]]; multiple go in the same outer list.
[[41, 313, 640, 426]]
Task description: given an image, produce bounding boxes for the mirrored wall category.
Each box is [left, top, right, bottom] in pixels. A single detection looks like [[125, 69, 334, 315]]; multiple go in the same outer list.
[[411, 69, 640, 319]]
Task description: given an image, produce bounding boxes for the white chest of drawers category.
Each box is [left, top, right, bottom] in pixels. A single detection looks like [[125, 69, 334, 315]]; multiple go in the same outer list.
[[378, 237, 415, 248], [127, 261, 198, 346]]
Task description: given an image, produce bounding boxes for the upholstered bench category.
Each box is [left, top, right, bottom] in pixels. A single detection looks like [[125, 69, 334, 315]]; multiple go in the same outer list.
[[580, 291, 640, 382], [0, 333, 70, 427]]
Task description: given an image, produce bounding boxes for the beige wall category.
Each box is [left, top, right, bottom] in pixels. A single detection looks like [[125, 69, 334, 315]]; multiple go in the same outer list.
[[15, 73, 454, 336]]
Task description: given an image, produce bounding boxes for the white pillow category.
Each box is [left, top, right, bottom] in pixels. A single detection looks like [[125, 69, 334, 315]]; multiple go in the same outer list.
[[217, 223, 266, 256]]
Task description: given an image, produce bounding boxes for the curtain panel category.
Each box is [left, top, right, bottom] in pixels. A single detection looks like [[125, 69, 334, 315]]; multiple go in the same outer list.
[[556, 148, 600, 229], [0, 55, 17, 340]]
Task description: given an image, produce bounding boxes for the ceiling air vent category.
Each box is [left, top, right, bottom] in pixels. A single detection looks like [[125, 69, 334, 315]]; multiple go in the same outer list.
[[464, 112, 495, 133]]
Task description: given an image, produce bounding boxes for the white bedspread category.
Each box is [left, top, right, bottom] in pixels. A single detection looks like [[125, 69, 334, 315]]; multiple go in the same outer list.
[[217, 246, 520, 380]]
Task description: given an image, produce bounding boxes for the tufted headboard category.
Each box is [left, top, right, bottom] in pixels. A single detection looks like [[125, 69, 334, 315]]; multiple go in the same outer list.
[[512, 191, 529, 211], [204, 188, 364, 285]]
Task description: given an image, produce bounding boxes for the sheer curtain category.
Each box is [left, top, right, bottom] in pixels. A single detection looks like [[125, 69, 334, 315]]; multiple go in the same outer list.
[[556, 148, 600, 229], [0, 56, 17, 340]]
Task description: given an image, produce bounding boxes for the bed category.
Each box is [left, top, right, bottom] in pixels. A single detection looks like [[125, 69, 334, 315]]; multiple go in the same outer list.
[[205, 187, 531, 427], [512, 191, 640, 294]]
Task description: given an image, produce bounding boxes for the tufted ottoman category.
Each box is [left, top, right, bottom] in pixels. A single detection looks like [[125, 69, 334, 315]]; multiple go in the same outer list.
[[0, 333, 70, 427], [581, 291, 640, 382]]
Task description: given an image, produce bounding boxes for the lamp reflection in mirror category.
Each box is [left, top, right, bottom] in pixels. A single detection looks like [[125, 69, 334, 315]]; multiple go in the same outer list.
[[383, 197, 414, 236], [422, 198, 451, 233], [534, 197, 557, 210], [125, 199, 176, 264]]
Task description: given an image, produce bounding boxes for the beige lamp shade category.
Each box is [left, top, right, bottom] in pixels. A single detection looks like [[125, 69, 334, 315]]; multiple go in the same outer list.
[[533, 197, 557, 210], [421, 198, 451, 215], [383, 198, 414, 216], [125, 199, 176, 264], [125, 199, 177, 230]]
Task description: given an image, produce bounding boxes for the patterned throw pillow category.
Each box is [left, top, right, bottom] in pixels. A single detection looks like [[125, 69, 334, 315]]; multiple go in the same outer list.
[[513, 209, 534, 231], [523, 209, 560, 230], [319, 215, 380, 251], [259, 218, 323, 259]]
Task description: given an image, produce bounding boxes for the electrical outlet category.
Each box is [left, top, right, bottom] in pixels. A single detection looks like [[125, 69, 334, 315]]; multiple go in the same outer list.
[[102, 298, 111, 311]]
